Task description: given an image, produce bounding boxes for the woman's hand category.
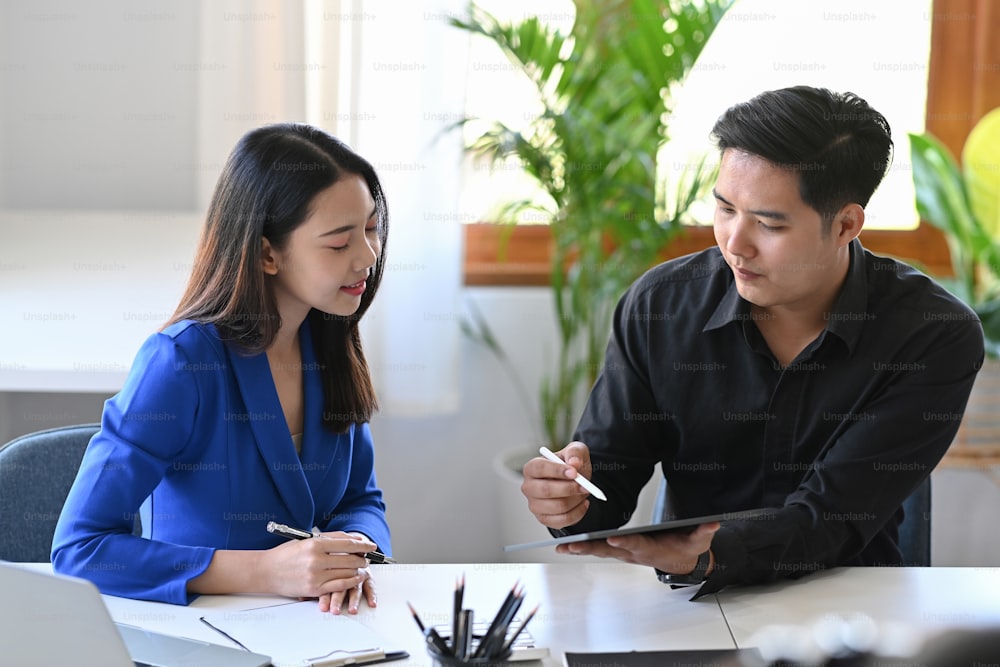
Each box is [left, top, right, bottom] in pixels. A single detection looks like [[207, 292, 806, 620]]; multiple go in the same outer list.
[[317, 531, 379, 614], [318, 569, 376, 614], [258, 531, 376, 611]]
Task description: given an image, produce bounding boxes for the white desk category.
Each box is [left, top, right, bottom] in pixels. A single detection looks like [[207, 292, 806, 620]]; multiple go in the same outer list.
[[717, 566, 1000, 648], [93, 563, 734, 666], [24, 563, 1000, 665]]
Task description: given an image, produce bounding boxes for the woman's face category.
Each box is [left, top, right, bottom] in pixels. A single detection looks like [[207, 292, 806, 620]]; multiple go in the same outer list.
[[263, 175, 380, 323]]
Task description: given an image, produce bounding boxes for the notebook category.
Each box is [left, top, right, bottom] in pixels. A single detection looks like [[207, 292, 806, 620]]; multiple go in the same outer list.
[[0, 561, 270, 667]]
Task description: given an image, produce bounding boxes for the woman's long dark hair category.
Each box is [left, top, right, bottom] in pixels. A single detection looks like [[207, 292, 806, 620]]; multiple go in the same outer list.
[[166, 123, 388, 432]]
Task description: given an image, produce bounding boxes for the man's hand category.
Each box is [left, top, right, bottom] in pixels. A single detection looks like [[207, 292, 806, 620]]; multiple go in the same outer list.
[[521, 441, 595, 529], [556, 522, 720, 575]]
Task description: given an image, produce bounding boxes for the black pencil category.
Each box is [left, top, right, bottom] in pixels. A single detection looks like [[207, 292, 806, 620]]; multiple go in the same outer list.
[[456, 608, 473, 660], [475, 584, 523, 659], [499, 604, 539, 654], [452, 574, 464, 653], [472, 584, 516, 659], [485, 590, 524, 658], [406, 601, 426, 633], [425, 626, 452, 656]]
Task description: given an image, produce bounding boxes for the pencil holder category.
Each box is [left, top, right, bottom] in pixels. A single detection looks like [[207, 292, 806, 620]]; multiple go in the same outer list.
[[426, 643, 513, 667]]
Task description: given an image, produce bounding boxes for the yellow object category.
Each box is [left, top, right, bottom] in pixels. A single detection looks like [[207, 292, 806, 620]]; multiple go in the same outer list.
[[962, 107, 1000, 239]]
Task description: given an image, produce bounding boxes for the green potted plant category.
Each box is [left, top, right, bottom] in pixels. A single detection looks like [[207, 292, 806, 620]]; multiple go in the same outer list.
[[909, 107, 1000, 455], [910, 108, 1000, 356], [452, 0, 732, 453], [451, 0, 733, 558]]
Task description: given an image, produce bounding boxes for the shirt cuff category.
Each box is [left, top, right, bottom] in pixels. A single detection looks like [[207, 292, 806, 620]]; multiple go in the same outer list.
[[688, 525, 745, 599]]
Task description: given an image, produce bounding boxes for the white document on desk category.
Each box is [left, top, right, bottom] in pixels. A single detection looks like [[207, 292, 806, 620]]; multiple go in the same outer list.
[[200, 600, 396, 667]]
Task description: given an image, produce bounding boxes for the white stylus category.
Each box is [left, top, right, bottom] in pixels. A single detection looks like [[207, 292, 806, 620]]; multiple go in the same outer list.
[[538, 446, 608, 502]]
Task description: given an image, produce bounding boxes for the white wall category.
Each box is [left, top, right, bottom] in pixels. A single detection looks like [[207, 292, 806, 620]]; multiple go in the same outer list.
[[371, 287, 559, 563], [0, 1, 201, 209]]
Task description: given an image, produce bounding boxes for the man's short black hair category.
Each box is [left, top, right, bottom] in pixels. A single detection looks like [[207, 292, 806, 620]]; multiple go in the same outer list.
[[711, 86, 893, 229]]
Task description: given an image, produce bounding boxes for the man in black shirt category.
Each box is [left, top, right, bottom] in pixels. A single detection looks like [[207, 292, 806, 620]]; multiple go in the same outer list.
[[521, 86, 984, 597]]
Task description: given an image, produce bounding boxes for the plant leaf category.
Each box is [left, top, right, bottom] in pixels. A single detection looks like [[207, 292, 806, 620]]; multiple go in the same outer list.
[[909, 132, 979, 301]]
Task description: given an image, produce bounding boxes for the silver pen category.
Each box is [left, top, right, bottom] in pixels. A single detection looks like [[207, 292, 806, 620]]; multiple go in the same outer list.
[[266, 521, 395, 563]]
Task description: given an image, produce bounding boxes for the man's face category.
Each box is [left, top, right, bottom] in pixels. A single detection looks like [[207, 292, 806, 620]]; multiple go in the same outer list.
[[712, 149, 847, 313]]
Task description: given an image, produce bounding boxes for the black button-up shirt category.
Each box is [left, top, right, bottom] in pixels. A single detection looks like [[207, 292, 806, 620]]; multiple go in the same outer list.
[[569, 239, 983, 597]]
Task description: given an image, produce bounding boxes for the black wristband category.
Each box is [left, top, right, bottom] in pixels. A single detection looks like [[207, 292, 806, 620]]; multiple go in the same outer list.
[[656, 549, 711, 586]]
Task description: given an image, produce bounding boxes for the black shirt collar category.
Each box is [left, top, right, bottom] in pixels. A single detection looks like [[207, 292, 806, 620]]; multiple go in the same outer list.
[[703, 239, 869, 356], [824, 238, 869, 355], [703, 275, 747, 332]]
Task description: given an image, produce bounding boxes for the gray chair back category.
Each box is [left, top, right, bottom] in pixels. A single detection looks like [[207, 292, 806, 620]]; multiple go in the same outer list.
[[650, 475, 932, 567], [898, 476, 932, 566], [0, 424, 99, 562]]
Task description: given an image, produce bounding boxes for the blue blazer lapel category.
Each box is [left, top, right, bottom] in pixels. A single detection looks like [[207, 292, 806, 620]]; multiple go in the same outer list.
[[225, 337, 315, 526]]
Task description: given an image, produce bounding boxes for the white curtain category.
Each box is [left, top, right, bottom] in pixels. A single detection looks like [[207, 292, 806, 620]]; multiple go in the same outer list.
[[196, 0, 464, 416], [332, 0, 465, 416], [195, 0, 308, 209]]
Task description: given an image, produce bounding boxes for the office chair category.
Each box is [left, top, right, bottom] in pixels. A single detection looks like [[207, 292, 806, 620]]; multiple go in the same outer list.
[[0, 423, 99, 562], [898, 476, 932, 566], [650, 475, 932, 567]]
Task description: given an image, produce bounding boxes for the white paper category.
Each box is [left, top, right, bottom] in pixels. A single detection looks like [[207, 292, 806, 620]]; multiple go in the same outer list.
[[200, 601, 391, 667]]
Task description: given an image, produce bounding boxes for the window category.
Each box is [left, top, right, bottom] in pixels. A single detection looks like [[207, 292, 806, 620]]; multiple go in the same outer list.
[[661, 0, 932, 232], [456, 0, 574, 226], [462, 0, 976, 285]]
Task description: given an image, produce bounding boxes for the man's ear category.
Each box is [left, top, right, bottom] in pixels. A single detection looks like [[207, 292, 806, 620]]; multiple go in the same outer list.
[[831, 203, 865, 246], [261, 237, 279, 276]]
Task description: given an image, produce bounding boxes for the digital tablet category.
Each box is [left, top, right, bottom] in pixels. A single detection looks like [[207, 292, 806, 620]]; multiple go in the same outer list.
[[503, 507, 774, 551]]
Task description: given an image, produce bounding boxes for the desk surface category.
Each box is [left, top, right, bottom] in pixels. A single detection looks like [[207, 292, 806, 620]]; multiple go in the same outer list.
[[101, 562, 733, 666], [22, 563, 1000, 666], [717, 566, 1000, 648]]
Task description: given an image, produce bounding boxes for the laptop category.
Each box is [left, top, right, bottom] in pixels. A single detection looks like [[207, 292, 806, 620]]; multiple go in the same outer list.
[[0, 562, 271, 667]]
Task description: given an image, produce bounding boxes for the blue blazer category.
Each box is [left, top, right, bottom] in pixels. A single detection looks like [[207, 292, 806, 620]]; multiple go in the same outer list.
[[52, 320, 390, 605]]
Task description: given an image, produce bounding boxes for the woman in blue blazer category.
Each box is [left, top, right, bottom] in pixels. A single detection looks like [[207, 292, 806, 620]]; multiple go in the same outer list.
[[53, 124, 392, 614]]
